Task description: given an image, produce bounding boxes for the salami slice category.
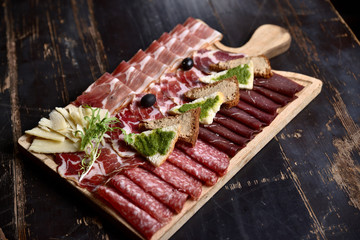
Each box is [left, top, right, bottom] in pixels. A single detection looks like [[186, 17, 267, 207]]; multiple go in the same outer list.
[[203, 122, 249, 147], [214, 113, 257, 138], [97, 185, 163, 239], [239, 90, 281, 114], [110, 174, 173, 223], [167, 148, 218, 186], [254, 73, 304, 97], [253, 85, 296, 106], [176, 139, 229, 176], [141, 161, 202, 200], [122, 167, 188, 213], [219, 107, 264, 130], [236, 100, 277, 125]]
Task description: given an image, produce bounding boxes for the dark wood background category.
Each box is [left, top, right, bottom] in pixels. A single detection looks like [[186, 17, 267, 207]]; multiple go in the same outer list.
[[1, 0, 359, 239]]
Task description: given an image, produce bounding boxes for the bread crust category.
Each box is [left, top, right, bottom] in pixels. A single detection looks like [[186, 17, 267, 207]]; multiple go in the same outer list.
[[139, 108, 201, 147], [184, 77, 240, 108], [209, 55, 273, 79]]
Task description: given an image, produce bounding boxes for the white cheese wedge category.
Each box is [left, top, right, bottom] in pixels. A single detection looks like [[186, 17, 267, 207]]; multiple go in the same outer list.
[[29, 138, 80, 153], [49, 110, 69, 130], [25, 127, 65, 142], [56, 107, 76, 130], [38, 117, 79, 142], [169, 92, 225, 124], [200, 60, 254, 89]]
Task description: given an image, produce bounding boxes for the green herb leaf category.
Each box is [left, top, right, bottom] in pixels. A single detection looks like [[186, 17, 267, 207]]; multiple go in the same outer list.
[[76, 105, 120, 181]]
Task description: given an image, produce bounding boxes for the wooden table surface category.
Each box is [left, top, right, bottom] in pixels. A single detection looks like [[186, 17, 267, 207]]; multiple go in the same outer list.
[[1, 0, 359, 239]]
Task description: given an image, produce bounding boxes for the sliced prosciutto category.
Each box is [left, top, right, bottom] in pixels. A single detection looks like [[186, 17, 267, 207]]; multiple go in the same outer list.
[[236, 100, 277, 125], [55, 143, 142, 191], [146, 81, 177, 115], [141, 161, 202, 200], [128, 50, 167, 79], [170, 24, 207, 49], [110, 174, 173, 223], [203, 122, 249, 147], [112, 61, 154, 93], [177, 139, 230, 176], [239, 90, 281, 114], [254, 73, 304, 97], [198, 127, 241, 157], [128, 93, 164, 123], [123, 167, 188, 213], [175, 68, 205, 88], [167, 148, 218, 186], [75, 73, 133, 114], [158, 32, 192, 57], [145, 40, 180, 68], [97, 185, 163, 239], [193, 49, 245, 73], [159, 72, 190, 105], [183, 17, 222, 44]]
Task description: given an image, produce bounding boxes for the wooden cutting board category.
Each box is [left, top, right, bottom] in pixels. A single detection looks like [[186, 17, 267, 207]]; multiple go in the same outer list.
[[18, 23, 322, 240]]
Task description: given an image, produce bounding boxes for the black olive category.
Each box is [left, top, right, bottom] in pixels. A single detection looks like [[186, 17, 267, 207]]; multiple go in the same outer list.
[[181, 57, 194, 71], [140, 94, 156, 107]]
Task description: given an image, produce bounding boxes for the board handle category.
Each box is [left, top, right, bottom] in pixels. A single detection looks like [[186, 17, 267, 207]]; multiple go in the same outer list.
[[214, 24, 291, 59]]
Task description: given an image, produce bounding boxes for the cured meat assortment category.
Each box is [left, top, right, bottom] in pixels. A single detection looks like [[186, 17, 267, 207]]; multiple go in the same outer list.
[[54, 18, 305, 239]]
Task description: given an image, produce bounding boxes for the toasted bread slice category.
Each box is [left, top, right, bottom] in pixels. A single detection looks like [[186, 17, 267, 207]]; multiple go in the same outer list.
[[139, 108, 200, 147], [210, 55, 272, 78], [126, 125, 181, 167], [184, 77, 240, 108]]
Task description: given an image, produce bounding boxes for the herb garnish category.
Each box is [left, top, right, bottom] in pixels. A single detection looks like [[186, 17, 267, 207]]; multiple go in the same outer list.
[[75, 105, 119, 181]]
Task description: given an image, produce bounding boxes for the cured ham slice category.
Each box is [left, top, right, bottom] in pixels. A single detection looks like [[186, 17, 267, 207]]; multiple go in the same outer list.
[[239, 90, 281, 114], [75, 73, 133, 114], [219, 107, 264, 130], [183, 17, 222, 43], [236, 100, 277, 125], [145, 40, 180, 68], [198, 127, 241, 157], [146, 81, 177, 115], [158, 32, 192, 57], [113, 61, 153, 93], [141, 161, 202, 200], [160, 72, 190, 105], [170, 24, 207, 49], [254, 73, 304, 97], [128, 50, 167, 79], [214, 113, 257, 139], [253, 85, 296, 106], [203, 122, 249, 147], [177, 139, 230, 176], [175, 68, 205, 88], [97, 185, 163, 239], [193, 49, 245, 73], [128, 93, 164, 122], [110, 174, 173, 223], [55, 143, 142, 191], [123, 167, 188, 213], [167, 148, 218, 186]]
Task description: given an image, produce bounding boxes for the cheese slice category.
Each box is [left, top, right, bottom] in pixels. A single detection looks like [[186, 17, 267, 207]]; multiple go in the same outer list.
[[56, 107, 76, 130], [38, 117, 79, 142], [49, 110, 69, 130], [25, 127, 65, 142], [29, 138, 80, 153]]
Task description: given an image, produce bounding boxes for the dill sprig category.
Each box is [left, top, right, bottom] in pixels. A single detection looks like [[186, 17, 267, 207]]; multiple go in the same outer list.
[[75, 105, 119, 181]]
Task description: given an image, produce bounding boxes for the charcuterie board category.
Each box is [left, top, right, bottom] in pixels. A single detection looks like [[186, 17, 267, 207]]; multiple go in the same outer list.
[[18, 20, 322, 240]]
